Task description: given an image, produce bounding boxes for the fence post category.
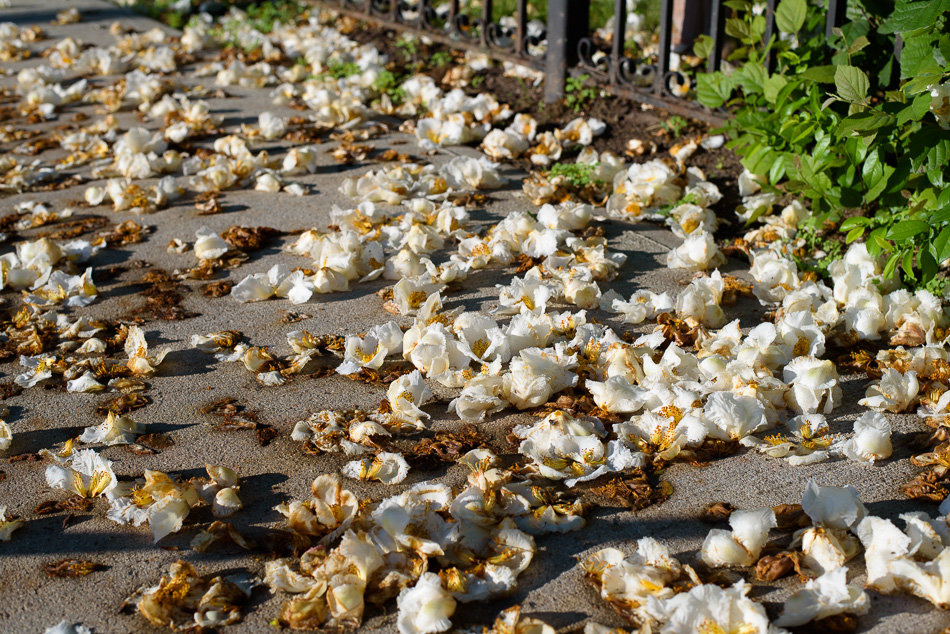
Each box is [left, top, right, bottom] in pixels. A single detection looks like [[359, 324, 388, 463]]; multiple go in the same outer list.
[[707, 0, 725, 73], [544, 0, 590, 104], [515, 0, 527, 56], [610, 0, 625, 85], [655, 0, 673, 94], [826, 0, 846, 40], [480, 0, 494, 47]]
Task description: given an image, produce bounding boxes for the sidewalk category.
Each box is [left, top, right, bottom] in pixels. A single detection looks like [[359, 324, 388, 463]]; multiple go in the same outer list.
[[0, 1, 945, 632]]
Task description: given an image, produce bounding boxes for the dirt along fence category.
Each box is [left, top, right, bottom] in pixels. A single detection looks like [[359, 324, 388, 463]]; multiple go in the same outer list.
[[305, 0, 856, 125]]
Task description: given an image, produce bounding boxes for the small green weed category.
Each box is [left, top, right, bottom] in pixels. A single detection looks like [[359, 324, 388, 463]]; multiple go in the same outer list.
[[430, 51, 453, 68], [373, 70, 407, 105], [659, 115, 689, 138], [245, 1, 305, 33], [396, 36, 419, 59], [317, 60, 361, 80], [550, 162, 602, 189], [564, 74, 596, 113]]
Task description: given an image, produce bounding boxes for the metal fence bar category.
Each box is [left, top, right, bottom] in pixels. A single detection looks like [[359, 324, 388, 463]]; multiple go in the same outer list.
[[610, 0, 625, 85], [514, 0, 527, 57], [545, 0, 571, 104], [708, 0, 725, 73], [826, 0, 846, 39], [417, 0, 430, 28], [448, 0, 459, 36], [655, 0, 673, 95], [480, 0, 493, 48], [544, 0, 589, 103]]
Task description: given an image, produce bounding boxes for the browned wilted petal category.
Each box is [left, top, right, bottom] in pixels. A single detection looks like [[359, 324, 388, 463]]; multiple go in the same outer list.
[[34, 500, 61, 515], [773, 503, 809, 531], [890, 322, 927, 348], [192, 521, 254, 553], [101, 220, 150, 246], [902, 474, 950, 502], [59, 496, 95, 513], [590, 474, 672, 511], [692, 439, 740, 462], [256, 425, 279, 447], [755, 552, 805, 581], [201, 280, 233, 298], [0, 382, 22, 400], [195, 197, 221, 215], [138, 433, 175, 451], [201, 397, 240, 416], [36, 215, 109, 240], [96, 393, 150, 416], [700, 501, 735, 524], [220, 226, 280, 252], [44, 558, 103, 577], [214, 419, 258, 432], [9, 452, 43, 463], [126, 444, 157, 456], [281, 311, 312, 324]]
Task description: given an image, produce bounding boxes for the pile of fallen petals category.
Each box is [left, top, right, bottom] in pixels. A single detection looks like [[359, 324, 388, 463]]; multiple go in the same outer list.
[[3, 4, 950, 634]]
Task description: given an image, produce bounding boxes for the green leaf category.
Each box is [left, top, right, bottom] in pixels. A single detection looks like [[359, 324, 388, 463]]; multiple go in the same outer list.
[[881, 0, 950, 34], [768, 156, 787, 184], [775, 0, 807, 33], [725, 17, 753, 42], [800, 65, 837, 83], [904, 72, 946, 96], [869, 227, 891, 254], [844, 136, 869, 165], [882, 252, 900, 280], [839, 217, 870, 230], [903, 249, 916, 281], [921, 249, 939, 281], [865, 165, 895, 201], [847, 35, 871, 55], [790, 122, 818, 145], [741, 144, 779, 176], [693, 34, 714, 60], [935, 226, 950, 262], [751, 14, 767, 40], [735, 63, 767, 93], [861, 150, 882, 187], [887, 219, 930, 241], [846, 226, 865, 243], [837, 110, 894, 135], [696, 73, 733, 108], [914, 92, 933, 119], [901, 33, 945, 79], [929, 168, 946, 187], [835, 65, 869, 103], [763, 75, 787, 104], [723, 0, 751, 10], [932, 207, 950, 223], [940, 33, 950, 66], [928, 138, 950, 173]]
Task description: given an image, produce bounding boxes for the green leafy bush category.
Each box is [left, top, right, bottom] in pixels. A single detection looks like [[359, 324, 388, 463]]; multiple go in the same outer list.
[[696, 0, 950, 289]]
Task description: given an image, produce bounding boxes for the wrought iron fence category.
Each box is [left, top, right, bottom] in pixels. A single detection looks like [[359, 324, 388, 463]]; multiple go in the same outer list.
[[309, 0, 850, 124]]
